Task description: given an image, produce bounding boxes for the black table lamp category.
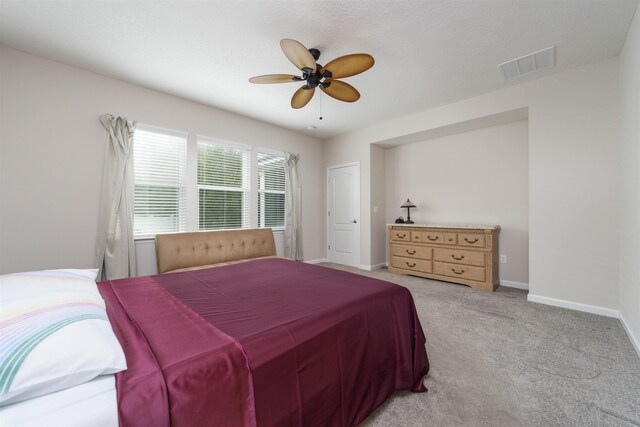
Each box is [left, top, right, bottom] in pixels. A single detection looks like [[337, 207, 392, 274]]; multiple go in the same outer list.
[[401, 199, 416, 224]]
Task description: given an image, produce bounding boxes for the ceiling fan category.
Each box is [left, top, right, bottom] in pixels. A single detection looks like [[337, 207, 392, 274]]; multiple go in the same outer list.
[[249, 39, 374, 109]]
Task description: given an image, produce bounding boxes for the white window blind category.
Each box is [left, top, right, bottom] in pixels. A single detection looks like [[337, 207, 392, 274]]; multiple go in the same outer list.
[[198, 139, 251, 230], [257, 152, 285, 229], [133, 126, 187, 238]]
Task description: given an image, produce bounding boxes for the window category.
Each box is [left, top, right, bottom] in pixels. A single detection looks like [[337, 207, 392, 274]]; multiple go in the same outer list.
[[257, 152, 285, 229], [198, 138, 251, 230], [133, 126, 187, 238], [132, 124, 286, 238]]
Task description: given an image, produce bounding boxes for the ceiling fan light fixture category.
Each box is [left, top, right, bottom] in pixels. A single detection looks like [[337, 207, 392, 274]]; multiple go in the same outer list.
[[250, 39, 374, 110]]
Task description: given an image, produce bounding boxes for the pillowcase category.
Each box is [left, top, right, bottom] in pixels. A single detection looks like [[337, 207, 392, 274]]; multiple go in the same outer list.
[[0, 268, 127, 406]]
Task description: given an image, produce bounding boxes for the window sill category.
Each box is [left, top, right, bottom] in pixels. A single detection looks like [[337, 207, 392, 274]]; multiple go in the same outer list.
[[134, 237, 156, 243]]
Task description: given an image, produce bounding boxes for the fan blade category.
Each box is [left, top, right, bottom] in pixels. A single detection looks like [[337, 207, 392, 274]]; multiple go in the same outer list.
[[281, 39, 317, 72], [321, 54, 374, 79], [320, 80, 360, 103], [291, 85, 315, 109], [249, 74, 300, 84]]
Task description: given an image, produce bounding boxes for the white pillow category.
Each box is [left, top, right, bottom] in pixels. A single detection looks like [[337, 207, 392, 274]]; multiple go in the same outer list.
[[0, 269, 127, 406]]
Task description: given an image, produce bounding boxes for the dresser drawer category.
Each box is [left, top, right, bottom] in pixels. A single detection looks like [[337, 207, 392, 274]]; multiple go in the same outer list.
[[434, 261, 486, 282], [391, 244, 432, 260], [411, 232, 423, 243], [443, 233, 457, 245], [392, 256, 432, 273], [458, 233, 486, 248], [391, 230, 411, 242], [433, 248, 485, 266], [422, 231, 444, 244]]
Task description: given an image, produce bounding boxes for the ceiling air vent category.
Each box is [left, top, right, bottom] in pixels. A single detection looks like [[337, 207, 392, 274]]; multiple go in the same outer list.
[[498, 46, 555, 80]]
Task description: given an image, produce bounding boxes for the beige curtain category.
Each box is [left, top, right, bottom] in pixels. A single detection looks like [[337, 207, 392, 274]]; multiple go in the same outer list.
[[95, 114, 137, 280], [284, 152, 303, 260]]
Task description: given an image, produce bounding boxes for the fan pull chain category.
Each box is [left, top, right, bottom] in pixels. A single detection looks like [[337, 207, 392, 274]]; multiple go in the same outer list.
[[319, 93, 323, 121]]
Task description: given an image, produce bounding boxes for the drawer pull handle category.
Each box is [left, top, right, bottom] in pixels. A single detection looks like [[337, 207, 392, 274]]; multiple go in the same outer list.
[[464, 237, 479, 244], [406, 262, 416, 268], [451, 254, 465, 261], [451, 268, 465, 275], [427, 236, 439, 241], [396, 233, 406, 238], [406, 250, 416, 255], [448, 238, 453, 241]]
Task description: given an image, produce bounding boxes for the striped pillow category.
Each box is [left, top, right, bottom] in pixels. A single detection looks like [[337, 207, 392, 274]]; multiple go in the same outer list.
[[0, 269, 126, 405]]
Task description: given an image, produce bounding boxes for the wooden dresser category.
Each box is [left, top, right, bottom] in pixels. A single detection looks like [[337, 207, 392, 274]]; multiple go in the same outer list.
[[387, 224, 500, 291]]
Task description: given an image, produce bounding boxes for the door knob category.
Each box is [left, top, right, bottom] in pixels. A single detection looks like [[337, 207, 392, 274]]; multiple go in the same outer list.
[[352, 220, 357, 223]]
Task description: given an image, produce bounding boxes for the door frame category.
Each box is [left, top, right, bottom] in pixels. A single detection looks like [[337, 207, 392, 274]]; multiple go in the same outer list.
[[326, 162, 360, 266]]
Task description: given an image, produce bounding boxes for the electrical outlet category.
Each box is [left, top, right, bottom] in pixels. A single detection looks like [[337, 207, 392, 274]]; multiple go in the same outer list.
[[500, 255, 507, 264]]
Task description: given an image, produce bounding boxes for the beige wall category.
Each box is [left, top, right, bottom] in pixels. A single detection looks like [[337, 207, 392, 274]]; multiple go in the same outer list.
[[324, 57, 620, 311], [385, 120, 529, 284], [619, 9, 640, 353], [369, 145, 386, 268], [0, 46, 326, 274]]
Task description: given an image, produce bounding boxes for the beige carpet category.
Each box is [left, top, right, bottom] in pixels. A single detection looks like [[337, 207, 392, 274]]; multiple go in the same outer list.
[[321, 263, 640, 427]]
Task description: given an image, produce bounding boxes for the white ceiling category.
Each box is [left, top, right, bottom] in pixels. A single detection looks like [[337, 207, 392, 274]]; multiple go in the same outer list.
[[1, 0, 637, 139]]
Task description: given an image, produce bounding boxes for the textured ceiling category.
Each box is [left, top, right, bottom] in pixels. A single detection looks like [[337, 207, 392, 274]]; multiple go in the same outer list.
[[1, 0, 637, 139]]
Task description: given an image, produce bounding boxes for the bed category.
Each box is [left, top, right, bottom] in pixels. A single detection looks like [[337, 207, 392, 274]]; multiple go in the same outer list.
[[0, 230, 429, 426], [0, 375, 118, 427]]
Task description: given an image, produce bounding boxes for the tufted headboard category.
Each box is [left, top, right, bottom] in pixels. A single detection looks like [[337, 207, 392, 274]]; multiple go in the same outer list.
[[155, 228, 277, 274]]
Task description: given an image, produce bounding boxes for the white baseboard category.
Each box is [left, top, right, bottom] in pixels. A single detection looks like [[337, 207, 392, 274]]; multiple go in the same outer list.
[[527, 294, 620, 318], [359, 262, 387, 271], [619, 313, 640, 359], [527, 294, 638, 360], [500, 280, 529, 290], [305, 258, 327, 264]]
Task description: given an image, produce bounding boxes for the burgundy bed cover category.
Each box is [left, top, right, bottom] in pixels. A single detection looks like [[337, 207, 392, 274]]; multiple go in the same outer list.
[[98, 258, 429, 426]]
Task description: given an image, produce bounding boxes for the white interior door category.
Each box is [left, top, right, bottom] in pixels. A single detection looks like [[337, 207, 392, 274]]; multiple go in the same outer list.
[[327, 163, 360, 267]]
